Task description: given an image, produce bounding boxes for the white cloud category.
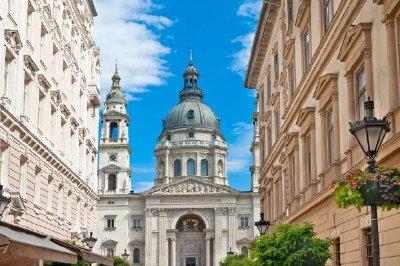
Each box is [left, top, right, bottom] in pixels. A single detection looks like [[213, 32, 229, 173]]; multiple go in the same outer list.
[[133, 181, 154, 192], [230, 0, 262, 76], [227, 122, 253, 173], [93, 0, 172, 102]]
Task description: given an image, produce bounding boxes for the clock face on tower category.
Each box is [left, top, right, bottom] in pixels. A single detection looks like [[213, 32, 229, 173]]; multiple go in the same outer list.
[[108, 153, 118, 162]]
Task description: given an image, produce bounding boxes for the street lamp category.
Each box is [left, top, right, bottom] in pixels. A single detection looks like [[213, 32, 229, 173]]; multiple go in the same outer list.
[[121, 249, 129, 260], [226, 247, 234, 256], [0, 185, 11, 217], [85, 232, 97, 250], [255, 213, 270, 235], [349, 98, 390, 266]]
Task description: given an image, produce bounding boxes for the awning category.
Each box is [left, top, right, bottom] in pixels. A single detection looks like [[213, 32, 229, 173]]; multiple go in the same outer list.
[[0, 222, 77, 265], [51, 238, 113, 266]]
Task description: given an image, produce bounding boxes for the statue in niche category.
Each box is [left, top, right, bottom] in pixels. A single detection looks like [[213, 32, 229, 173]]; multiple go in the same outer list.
[[217, 160, 224, 177], [158, 161, 165, 178]]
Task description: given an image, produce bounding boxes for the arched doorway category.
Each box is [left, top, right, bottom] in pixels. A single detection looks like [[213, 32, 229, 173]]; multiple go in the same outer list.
[[175, 214, 206, 266]]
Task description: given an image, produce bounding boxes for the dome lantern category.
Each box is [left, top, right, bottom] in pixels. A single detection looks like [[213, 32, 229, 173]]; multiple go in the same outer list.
[[180, 50, 203, 102]]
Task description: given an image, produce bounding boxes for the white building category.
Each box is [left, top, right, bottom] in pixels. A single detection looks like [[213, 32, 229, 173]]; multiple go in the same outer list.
[[0, 0, 100, 240], [96, 58, 260, 266]]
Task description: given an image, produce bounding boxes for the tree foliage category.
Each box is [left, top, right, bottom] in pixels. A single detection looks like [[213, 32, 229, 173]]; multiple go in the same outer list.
[[220, 254, 257, 266], [250, 222, 332, 266], [110, 255, 130, 266]]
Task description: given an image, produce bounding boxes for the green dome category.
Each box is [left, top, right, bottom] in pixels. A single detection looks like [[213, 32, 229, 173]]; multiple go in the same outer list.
[[163, 100, 219, 132]]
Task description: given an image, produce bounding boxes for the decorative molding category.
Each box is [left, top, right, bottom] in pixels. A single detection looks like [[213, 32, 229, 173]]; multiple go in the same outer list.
[[4, 29, 22, 55], [38, 74, 51, 92]]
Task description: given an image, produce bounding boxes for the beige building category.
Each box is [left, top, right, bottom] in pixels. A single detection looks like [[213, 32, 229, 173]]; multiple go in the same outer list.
[[245, 0, 400, 265], [0, 0, 100, 241]]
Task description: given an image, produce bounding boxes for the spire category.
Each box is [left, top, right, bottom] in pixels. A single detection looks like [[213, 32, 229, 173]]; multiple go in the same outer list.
[[111, 60, 121, 90], [180, 50, 203, 101]]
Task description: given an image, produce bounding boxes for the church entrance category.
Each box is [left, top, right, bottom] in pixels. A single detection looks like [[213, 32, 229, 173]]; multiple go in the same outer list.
[[175, 214, 207, 266]]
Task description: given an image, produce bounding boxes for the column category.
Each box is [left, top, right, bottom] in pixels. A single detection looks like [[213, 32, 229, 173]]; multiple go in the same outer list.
[[214, 208, 223, 266], [144, 209, 153, 266], [364, 49, 374, 100], [205, 237, 211, 266], [346, 74, 356, 147], [158, 209, 167, 265], [171, 237, 176, 266], [228, 207, 236, 252], [319, 111, 327, 171]]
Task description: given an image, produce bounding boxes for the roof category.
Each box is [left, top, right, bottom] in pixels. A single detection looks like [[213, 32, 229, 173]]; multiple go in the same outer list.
[[244, 1, 280, 89], [0, 222, 77, 264]]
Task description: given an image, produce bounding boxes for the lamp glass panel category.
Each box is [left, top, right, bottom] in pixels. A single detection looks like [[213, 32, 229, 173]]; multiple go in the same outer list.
[[366, 126, 383, 153], [353, 127, 369, 153]]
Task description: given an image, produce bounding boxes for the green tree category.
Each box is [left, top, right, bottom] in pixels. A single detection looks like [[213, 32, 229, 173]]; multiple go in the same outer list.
[[110, 255, 130, 266], [250, 222, 332, 266], [220, 254, 257, 266]]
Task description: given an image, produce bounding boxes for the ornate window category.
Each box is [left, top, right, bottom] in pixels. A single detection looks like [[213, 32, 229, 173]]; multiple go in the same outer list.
[[200, 159, 208, 176], [133, 248, 140, 263], [240, 217, 249, 227], [274, 50, 279, 81], [287, 0, 293, 24], [34, 167, 41, 206], [356, 68, 366, 120], [107, 248, 114, 257], [305, 134, 312, 185], [187, 109, 195, 119], [363, 228, 372, 266], [176, 215, 206, 232], [105, 216, 116, 229], [295, 0, 311, 73], [132, 217, 142, 229], [241, 246, 249, 257], [108, 174, 116, 191], [19, 156, 28, 198], [266, 72, 271, 98], [174, 159, 182, 177], [109, 122, 119, 140], [303, 29, 311, 70], [187, 159, 196, 176], [322, 0, 333, 32], [327, 109, 334, 165]]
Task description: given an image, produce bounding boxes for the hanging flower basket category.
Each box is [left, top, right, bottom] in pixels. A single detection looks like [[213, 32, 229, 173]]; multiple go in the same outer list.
[[331, 167, 400, 211]]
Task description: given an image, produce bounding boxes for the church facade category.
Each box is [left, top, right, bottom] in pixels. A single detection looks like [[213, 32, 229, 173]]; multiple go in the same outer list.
[[95, 59, 259, 266]]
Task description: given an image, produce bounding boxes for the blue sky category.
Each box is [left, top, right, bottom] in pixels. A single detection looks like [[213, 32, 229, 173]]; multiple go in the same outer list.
[[93, 0, 262, 192]]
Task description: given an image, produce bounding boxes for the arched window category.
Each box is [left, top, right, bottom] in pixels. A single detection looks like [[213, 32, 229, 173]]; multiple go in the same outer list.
[[201, 159, 208, 176], [108, 174, 116, 191], [187, 159, 196, 176], [217, 160, 224, 177], [109, 122, 119, 140], [133, 248, 140, 263], [174, 160, 181, 177]]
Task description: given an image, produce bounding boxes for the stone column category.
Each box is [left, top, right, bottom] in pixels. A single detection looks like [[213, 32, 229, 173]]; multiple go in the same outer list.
[[319, 111, 327, 171], [171, 237, 176, 266], [364, 49, 374, 100], [346, 74, 356, 147], [228, 207, 236, 252], [165, 149, 170, 178], [214, 208, 224, 266], [144, 209, 154, 266], [158, 209, 167, 265], [205, 237, 211, 266]]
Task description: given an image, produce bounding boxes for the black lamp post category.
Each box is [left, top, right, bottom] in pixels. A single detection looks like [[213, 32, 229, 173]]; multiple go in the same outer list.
[[255, 213, 270, 235], [121, 249, 129, 260], [0, 185, 11, 217], [85, 232, 97, 251], [226, 247, 234, 256], [349, 98, 390, 266]]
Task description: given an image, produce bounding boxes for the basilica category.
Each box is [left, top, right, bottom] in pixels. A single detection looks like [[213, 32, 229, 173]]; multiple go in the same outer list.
[[95, 57, 259, 266]]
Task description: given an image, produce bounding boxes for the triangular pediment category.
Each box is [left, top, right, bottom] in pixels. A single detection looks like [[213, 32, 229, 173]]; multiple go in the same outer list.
[[236, 237, 251, 245], [144, 177, 239, 195], [338, 23, 372, 62], [102, 164, 122, 172]]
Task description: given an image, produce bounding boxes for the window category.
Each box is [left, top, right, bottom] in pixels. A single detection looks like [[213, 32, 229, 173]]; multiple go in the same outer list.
[[47, 177, 53, 212], [133, 248, 140, 263], [333, 237, 341, 266], [4, 52, 14, 95], [108, 174, 116, 191], [201, 159, 208, 176], [23, 79, 30, 115], [188, 131, 194, 138], [305, 135, 312, 184], [275, 108, 280, 139], [303, 29, 311, 70], [240, 217, 249, 227], [106, 217, 115, 229], [34, 168, 41, 206], [266, 73, 271, 98], [363, 228, 372, 266], [327, 109, 334, 165], [267, 126, 272, 153], [166, 134, 171, 141], [241, 246, 249, 257], [174, 159, 182, 176], [274, 52, 279, 81], [57, 187, 63, 217], [290, 153, 296, 197], [187, 110, 194, 119], [356, 68, 366, 120], [287, 0, 293, 23], [109, 122, 119, 140], [37, 92, 45, 129], [132, 218, 142, 228], [107, 248, 114, 257], [26, 3, 34, 42], [40, 25, 47, 61], [322, 0, 333, 32], [187, 159, 196, 176]]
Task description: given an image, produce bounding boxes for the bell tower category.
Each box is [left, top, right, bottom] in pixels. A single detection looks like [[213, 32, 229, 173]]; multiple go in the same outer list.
[[98, 65, 131, 194]]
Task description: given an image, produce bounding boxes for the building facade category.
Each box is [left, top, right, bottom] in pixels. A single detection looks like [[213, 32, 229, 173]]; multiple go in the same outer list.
[[245, 0, 400, 265], [96, 59, 260, 266], [0, 0, 100, 240]]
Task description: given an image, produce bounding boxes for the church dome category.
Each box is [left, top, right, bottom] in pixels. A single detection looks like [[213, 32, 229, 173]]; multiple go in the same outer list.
[[162, 53, 220, 133], [163, 100, 219, 131]]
